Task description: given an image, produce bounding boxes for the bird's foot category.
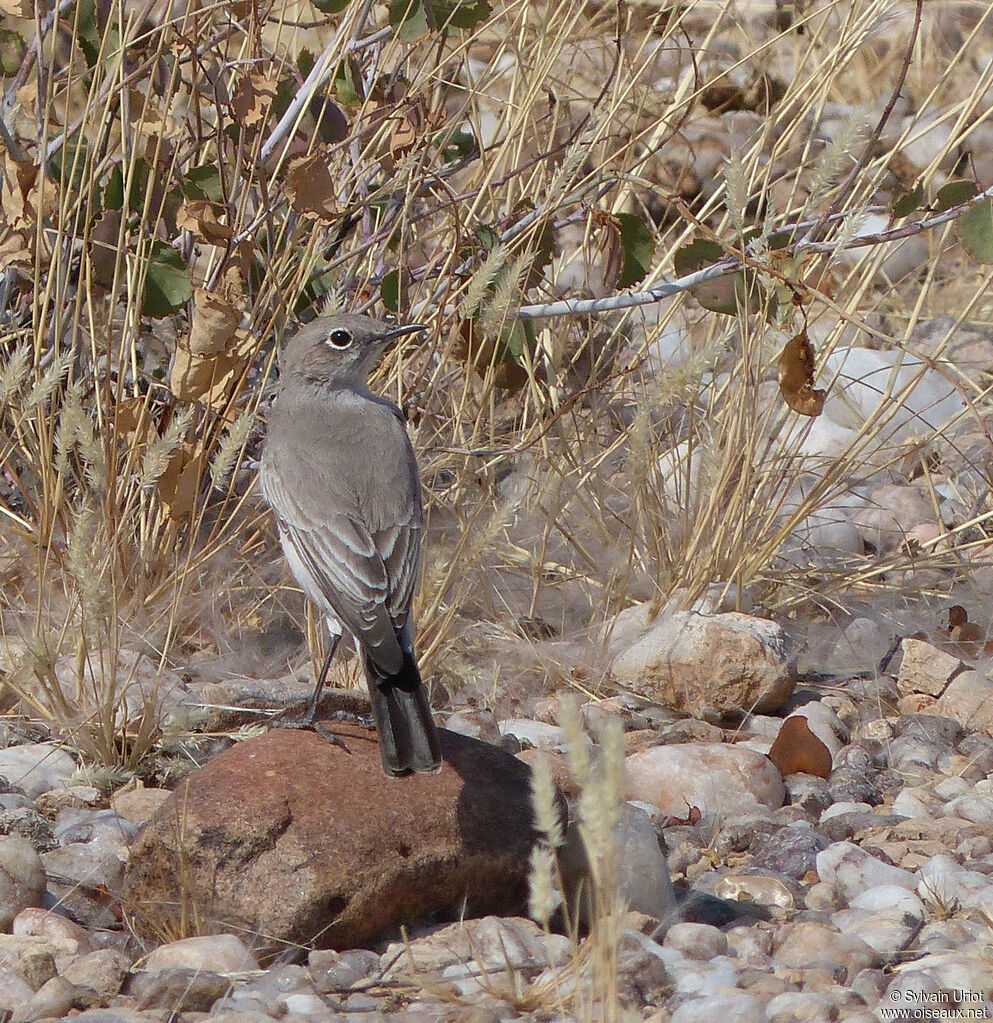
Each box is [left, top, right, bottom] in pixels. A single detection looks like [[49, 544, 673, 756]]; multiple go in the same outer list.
[[274, 713, 351, 753]]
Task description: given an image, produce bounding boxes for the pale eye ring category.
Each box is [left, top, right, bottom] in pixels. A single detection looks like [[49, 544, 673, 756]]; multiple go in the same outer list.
[[326, 328, 352, 349]]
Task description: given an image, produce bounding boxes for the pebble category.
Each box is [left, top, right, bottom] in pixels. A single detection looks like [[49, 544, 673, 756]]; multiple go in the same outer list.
[[917, 853, 993, 910], [669, 990, 765, 1023], [142, 934, 261, 974], [626, 742, 785, 817], [0, 837, 46, 930], [0, 968, 34, 1012], [663, 922, 728, 959], [0, 745, 76, 799], [815, 841, 918, 902]]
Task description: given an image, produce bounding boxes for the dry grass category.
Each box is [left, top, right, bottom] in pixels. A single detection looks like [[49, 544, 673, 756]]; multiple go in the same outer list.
[[0, 0, 990, 766]]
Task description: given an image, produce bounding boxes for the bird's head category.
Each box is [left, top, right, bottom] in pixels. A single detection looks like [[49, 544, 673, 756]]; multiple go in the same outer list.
[[278, 313, 426, 389]]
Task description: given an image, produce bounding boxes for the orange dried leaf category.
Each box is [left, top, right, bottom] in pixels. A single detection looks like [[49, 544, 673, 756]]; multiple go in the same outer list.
[[3, 156, 55, 228], [230, 72, 279, 127], [188, 288, 241, 355], [284, 153, 338, 219], [114, 397, 157, 448], [157, 442, 207, 523], [176, 201, 233, 245], [778, 330, 826, 417], [171, 290, 253, 408], [389, 102, 445, 155], [768, 716, 832, 779], [0, 230, 32, 271]]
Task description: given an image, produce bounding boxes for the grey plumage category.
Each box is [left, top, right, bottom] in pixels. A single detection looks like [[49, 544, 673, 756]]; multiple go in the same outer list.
[[260, 313, 441, 775]]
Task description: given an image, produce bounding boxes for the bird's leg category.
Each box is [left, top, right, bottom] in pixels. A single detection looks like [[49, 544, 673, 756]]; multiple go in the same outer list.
[[277, 634, 349, 752], [304, 634, 338, 725]]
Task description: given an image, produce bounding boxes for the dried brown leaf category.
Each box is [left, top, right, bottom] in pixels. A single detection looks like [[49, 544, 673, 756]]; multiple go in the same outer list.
[[230, 72, 279, 128], [170, 290, 253, 408], [156, 442, 208, 523], [778, 331, 826, 417], [176, 200, 233, 245], [284, 153, 338, 219]]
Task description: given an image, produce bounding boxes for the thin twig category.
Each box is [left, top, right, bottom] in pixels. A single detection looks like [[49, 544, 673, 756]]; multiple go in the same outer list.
[[517, 184, 993, 320]]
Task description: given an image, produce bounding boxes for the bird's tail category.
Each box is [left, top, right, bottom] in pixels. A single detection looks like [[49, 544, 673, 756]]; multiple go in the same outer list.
[[363, 648, 442, 775]]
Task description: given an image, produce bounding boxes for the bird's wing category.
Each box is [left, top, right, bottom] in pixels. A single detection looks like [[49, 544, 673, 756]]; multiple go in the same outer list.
[[261, 459, 417, 674]]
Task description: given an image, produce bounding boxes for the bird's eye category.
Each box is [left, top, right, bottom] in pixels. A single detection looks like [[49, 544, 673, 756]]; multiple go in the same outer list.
[[326, 328, 352, 349]]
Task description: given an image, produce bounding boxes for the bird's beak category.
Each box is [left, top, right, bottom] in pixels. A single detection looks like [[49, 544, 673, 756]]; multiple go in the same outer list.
[[382, 323, 427, 345]]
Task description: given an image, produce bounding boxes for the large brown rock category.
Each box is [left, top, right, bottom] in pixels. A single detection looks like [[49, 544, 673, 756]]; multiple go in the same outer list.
[[123, 725, 544, 956]]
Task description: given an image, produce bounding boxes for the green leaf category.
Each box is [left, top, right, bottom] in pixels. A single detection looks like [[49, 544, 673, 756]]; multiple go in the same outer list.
[[0, 28, 26, 76], [955, 198, 993, 264], [297, 48, 315, 80], [476, 223, 500, 249], [443, 0, 492, 29], [389, 0, 429, 39], [934, 179, 978, 213], [381, 269, 401, 314], [104, 164, 124, 211], [389, 0, 490, 36], [142, 241, 192, 318], [674, 238, 761, 316], [332, 59, 364, 106], [311, 0, 352, 11], [891, 182, 924, 218], [673, 238, 724, 277], [616, 213, 654, 288], [183, 165, 224, 203], [74, 0, 121, 70], [444, 127, 476, 161]]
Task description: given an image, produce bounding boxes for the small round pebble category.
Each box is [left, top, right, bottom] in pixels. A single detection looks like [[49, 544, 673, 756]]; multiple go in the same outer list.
[[0, 835, 46, 930], [669, 990, 766, 1023], [663, 922, 728, 960], [142, 934, 260, 974]]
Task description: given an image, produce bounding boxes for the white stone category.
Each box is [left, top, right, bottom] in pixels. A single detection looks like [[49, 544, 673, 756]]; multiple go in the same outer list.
[[824, 347, 964, 441], [668, 953, 739, 998], [626, 743, 785, 817], [614, 803, 676, 921], [611, 610, 796, 718], [891, 786, 941, 819], [937, 670, 993, 733], [0, 745, 76, 799], [831, 906, 921, 956], [829, 617, 890, 674], [670, 990, 765, 1023], [932, 776, 971, 801], [0, 968, 34, 1012], [820, 801, 872, 822], [815, 841, 917, 902], [918, 854, 993, 911], [142, 934, 260, 974], [882, 954, 992, 1018], [498, 718, 577, 751], [663, 922, 728, 960], [895, 637, 966, 697], [944, 794, 993, 825], [850, 884, 925, 919]]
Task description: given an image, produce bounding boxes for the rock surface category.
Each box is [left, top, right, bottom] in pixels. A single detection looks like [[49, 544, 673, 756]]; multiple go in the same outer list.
[[625, 742, 785, 816], [123, 725, 547, 954], [611, 610, 797, 718], [0, 837, 46, 930]]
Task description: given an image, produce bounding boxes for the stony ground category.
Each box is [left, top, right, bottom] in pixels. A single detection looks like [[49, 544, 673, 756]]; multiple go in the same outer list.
[[2, 602, 993, 1023]]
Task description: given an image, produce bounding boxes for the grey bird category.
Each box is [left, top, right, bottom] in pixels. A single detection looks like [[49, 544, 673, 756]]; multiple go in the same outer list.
[[260, 313, 442, 775]]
